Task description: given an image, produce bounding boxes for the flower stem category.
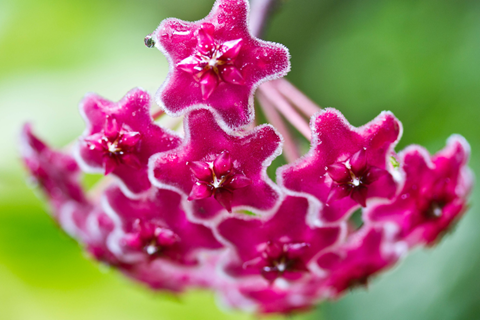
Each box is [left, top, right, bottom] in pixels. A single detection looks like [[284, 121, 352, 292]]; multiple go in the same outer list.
[[151, 108, 165, 120], [249, 0, 279, 38], [272, 78, 322, 117], [257, 91, 300, 163], [259, 82, 312, 141]]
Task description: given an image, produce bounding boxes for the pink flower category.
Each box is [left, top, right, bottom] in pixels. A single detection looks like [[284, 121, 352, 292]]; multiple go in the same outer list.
[[77, 88, 181, 196], [149, 108, 282, 219], [278, 108, 401, 223], [365, 135, 472, 246], [150, 0, 290, 128]]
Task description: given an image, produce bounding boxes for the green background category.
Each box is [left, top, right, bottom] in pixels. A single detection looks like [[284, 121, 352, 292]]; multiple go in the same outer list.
[[1, 0, 480, 319]]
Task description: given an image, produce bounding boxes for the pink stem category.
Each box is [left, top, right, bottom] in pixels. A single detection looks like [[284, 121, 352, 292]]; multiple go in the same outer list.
[[257, 92, 300, 163], [151, 108, 165, 120], [249, 0, 278, 38], [272, 78, 322, 117], [259, 82, 312, 141]]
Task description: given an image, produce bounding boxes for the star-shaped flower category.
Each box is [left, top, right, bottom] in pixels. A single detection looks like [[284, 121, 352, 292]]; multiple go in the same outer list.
[[217, 196, 341, 283], [316, 227, 399, 297], [278, 108, 401, 224], [76, 88, 182, 196], [365, 135, 472, 246], [104, 185, 222, 266], [149, 108, 282, 221], [150, 0, 290, 128], [20, 124, 87, 212]]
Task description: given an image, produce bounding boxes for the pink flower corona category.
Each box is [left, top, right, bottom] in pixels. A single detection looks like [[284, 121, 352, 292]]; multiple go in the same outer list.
[[20, 0, 473, 316], [149, 0, 290, 128]]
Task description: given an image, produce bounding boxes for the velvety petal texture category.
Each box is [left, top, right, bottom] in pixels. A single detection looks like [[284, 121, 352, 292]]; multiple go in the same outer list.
[[149, 108, 282, 221], [77, 88, 182, 196], [365, 135, 472, 246], [278, 108, 402, 224], [151, 0, 290, 128]]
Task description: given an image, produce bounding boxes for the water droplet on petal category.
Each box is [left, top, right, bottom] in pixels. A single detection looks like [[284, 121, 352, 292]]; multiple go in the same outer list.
[[144, 34, 155, 48]]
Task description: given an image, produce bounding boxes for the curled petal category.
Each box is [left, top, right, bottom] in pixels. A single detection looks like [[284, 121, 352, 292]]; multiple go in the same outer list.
[[219, 38, 243, 60], [350, 148, 368, 176], [120, 131, 141, 148], [213, 151, 232, 177], [225, 174, 252, 190], [351, 185, 368, 207], [327, 163, 351, 183], [220, 65, 245, 85], [197, 23, 216, 55], [188, 182, 214, 200], [84, 133, 104, 151], [200, 71, 219, 100], [327, 184, 351, 203], [188, 161, 212, 182], [104, 116, 120, 140], [214, 188, 233, 213]]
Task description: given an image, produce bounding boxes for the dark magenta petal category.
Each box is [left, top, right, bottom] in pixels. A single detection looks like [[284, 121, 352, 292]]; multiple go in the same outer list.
[[364, 166, 387, 185], [103, 156, 117, 175], [177, 55, 203, 74], [225, 174, 252, 189], [122, 233, 143, 250], [152, 0, 291, 128], [264, 242, 283, 259], [214, 188, 233, 212], [220, 65, 245, 85], [261, 267, 280, 282], [219, 38, 243, 60], [350, 148, 367, 176], [351, 185, 368, 207], [121, 131, 141, 148], [104, 116, 120, 140], [197, 23, 216, 55], [188, 161, 213, 182], [213, 150, 232, 177], [327, 184, 351, 203], [327, 163, 350, 183], [188, 182, 214, 200], [200, 71, 219, 100]]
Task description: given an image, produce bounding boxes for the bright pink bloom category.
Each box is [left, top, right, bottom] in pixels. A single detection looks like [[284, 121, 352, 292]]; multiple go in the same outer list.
[[365, 135, 472, 246], [150, 0, 290, 128], [77, 88, 181, 196], [149, 108, 282, 219], [218, 196, 341, 282], [278, 108, 401, 223], [104, 185, 223, 265]]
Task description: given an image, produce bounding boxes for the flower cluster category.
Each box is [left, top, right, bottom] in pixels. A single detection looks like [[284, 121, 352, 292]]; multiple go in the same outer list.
[[20, 0, 472, 315]]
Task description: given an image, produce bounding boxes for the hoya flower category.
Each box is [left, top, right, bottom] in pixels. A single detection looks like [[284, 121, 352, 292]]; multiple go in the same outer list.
[[76, 88, 181, 196], [217, 196, 341, 283], [365, 136, 472, 246], [278, 108, 401, 224], [149, 108, 282, 220], [20, 124, 88, 212], [103, 185, 222, 265], [149, 0, 290, 128]]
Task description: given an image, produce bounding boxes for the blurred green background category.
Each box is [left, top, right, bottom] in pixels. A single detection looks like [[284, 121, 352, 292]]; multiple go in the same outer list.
[[1, 0, 480, 319]]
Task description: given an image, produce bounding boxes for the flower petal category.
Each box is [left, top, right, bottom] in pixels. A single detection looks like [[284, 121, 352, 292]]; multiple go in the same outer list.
[[200, 71, 219, 100], [188, 182, 214, 200], [220, 65, 245, 85], [188, 161, 212, 182], [350, 148, 367, 176], [213, 151, 232, 177]]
